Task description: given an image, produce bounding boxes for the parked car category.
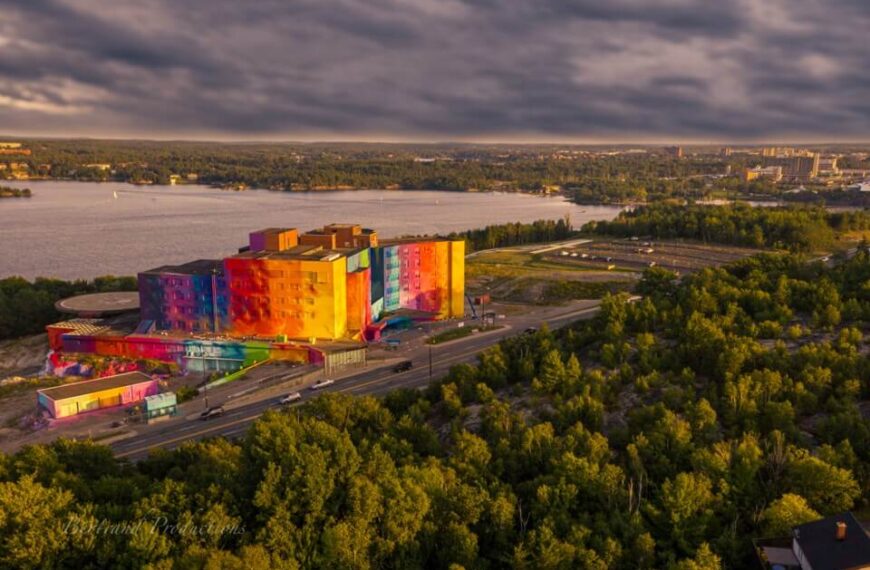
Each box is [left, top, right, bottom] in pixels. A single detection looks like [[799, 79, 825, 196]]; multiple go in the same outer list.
[[199, 406, 225, 421], [279, 392, 302, 405], [310, 379, 335, 390], [524, 327, 538, 334], [393, 360, 413, 373]]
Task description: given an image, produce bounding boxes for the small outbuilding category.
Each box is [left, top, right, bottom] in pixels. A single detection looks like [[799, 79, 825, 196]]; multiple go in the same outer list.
[[37, 371, 159, 419]]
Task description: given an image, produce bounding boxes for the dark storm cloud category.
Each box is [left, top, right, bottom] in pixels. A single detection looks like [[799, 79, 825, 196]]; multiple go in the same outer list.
[[0, 0, 868, 140]]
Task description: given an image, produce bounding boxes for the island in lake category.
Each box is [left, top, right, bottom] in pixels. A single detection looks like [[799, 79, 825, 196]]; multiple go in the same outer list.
[[0, 185, 32, 198]]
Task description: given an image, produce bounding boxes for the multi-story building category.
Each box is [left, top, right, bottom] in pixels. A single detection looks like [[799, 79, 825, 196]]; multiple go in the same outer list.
[[47, 223, 465, 374], [818, 157, 839, 175], [761, 153, 819, 180], [664, 146, 683, 158], [138, 259, 228, 333], [743, 166, 783, 183], [224, 242, 353, 341]]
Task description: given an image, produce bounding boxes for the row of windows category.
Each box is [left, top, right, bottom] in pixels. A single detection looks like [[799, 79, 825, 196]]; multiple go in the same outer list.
[[228, 271, 329, 283], [231, 296, 316, 306], [229, 310, 317, 320]]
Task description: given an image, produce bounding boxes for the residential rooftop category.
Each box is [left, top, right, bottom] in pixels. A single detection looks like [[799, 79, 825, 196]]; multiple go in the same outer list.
[[793, 512, 870, 570]]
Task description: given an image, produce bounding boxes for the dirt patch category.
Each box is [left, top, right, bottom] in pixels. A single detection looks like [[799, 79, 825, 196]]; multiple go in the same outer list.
[[0, 334, 48, 379]]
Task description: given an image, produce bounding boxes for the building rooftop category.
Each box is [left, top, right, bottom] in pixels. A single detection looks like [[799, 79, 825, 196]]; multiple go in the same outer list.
[[793, 512, 870, 570], [38, 372, 156, 401], [229, 244, 363, 262], [141, 259, 224, 276], [253, 227, 295, 235], [49, 316, 137, 337], [55, 292, 140, 316], [379, 236, 459, 246]]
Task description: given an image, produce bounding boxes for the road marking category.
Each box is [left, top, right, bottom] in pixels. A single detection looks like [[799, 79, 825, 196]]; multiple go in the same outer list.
[[115, 305, 602, 458], [115, 413, 265, 458]]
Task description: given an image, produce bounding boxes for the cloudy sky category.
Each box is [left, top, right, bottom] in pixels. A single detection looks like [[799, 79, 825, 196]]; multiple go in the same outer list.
[[1, 0, 868, 142]]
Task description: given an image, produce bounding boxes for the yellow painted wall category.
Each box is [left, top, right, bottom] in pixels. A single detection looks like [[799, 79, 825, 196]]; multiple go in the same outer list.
[[54, 386, 126, 418], [449, 240, 466, 318]]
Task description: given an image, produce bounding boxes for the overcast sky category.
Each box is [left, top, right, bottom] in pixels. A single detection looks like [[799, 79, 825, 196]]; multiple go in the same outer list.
[[1, 0, 868, 142]]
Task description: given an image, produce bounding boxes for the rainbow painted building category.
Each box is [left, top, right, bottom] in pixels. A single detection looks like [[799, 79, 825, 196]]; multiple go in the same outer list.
[[47, 224, 465, 374], [37, 371, 159, 419]]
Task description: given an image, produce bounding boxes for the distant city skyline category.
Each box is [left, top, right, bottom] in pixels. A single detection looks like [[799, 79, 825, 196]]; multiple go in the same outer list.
[[1, 0, 869, 141]]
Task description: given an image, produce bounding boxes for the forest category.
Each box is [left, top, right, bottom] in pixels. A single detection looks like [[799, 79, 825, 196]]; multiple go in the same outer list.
[[586, 203, 870, 251], [445, 218, 575, 252], [0, 249, 867, 569], [0, 276, 137, 340]]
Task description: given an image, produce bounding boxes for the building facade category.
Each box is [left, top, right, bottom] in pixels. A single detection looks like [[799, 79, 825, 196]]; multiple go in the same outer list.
[[37, 371, 159, 418], [47, 223, 464, 373]]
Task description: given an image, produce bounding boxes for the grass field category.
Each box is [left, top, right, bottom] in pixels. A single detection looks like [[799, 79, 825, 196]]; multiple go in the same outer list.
[[427, 325, 502, 345], [466, 247, 638, 304]]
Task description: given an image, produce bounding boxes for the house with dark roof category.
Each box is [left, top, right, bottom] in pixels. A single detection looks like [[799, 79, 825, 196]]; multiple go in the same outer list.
[[756, 512, 870, 570]]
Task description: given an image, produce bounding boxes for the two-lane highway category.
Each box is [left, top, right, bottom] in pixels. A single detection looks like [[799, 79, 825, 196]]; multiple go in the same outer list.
[[112, 302, 603, 461]]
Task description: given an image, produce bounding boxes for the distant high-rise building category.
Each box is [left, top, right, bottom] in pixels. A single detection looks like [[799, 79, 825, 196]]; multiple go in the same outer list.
[[817, 157, 839, 175], [762, 153, 819, 180], [664, 146, 683, 158], [721, 147, 733, 157], [761, 146, 795, 157]]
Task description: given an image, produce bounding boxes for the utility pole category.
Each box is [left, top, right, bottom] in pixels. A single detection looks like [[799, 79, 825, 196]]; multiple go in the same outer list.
[[211, 267, 219, 333], [428, 345, 433, 382], [202, 352, 209, 410]]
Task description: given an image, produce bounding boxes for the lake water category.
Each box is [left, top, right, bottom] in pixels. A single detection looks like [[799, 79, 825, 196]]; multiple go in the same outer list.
[[0, 181, 623, 280]]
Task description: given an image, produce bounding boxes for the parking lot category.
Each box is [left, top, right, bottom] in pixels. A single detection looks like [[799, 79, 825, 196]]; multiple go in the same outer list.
[[543, 238, 761, 274]]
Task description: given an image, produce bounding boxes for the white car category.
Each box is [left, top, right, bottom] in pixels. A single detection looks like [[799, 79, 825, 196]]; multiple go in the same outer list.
[[309, 379, 335, 390], [279, 392, 302, 405]]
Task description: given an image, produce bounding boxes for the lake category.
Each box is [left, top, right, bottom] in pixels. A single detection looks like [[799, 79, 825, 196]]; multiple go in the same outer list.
[[0, 181, 623, 280]]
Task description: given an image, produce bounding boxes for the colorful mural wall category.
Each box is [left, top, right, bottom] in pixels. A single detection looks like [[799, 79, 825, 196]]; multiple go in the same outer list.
[[49, 329, 324, 373], [138, 262, 229, 333], [224, 254, 348, 340], [370, 239, 464, 321]]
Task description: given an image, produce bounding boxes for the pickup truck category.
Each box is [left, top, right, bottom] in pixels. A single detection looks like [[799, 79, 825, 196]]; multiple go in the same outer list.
[[310, 379, 335, 390]]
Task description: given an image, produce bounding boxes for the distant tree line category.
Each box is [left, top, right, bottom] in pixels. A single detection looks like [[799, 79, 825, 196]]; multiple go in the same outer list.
[[445, 218, 575, 252], [585, 203, 870, 251], [5, 139, 724, 194], [0, 276, 136, 340]]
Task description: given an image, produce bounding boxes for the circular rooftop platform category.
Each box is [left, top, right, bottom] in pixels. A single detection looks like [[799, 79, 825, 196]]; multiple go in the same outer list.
[[55, 292, 140, 316]]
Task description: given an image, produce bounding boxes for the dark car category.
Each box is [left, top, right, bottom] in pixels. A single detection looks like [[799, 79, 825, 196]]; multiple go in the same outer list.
[[199, 406, 225, 421], [524, 327, 538, 334], [393, 360, 413, 373]]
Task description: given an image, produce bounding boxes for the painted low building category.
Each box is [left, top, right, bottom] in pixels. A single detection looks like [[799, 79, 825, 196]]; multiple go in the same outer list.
[[144, 392, 178, 422], [37, 371, 159, 419]]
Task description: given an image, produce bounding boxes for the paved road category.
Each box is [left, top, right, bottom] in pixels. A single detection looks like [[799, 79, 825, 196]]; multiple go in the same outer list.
[[112, 303, 602, 461]]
